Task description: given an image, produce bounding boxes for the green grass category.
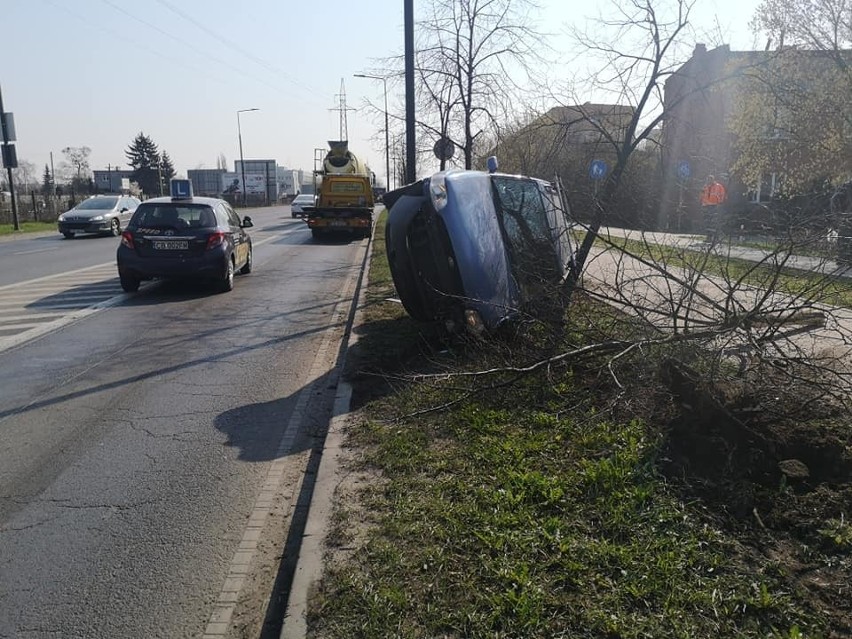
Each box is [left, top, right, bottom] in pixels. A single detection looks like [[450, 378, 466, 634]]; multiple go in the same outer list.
[[308, 224, 834, 638], [312, 381, 820, 637], [0, 221, 56, 235]]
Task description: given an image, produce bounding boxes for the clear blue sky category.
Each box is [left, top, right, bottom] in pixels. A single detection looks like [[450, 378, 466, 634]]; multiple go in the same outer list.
[[2, 0, 760, 184]]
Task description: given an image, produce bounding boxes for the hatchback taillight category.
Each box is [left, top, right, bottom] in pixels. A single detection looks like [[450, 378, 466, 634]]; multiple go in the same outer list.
[[206, 231, 227, 250], [120, 231, 134, 248]]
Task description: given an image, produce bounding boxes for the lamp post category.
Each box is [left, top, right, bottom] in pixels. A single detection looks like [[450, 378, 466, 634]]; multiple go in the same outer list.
[[354, 74, 390, 191], [237, 108, 260, 207]]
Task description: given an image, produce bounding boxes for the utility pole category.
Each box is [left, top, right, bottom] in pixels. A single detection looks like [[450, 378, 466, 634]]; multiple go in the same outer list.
[[404, 0, 416, 185], [0, 83, 20, 230], [237, 108, 260, 207], [354, 73, 391, 191]]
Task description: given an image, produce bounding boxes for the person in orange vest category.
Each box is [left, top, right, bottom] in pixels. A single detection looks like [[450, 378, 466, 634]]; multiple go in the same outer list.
[[700, 175, 727, 242]]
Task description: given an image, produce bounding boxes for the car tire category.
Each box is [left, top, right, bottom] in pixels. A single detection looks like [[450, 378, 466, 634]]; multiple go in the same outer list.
[[239, 245, 253, 274], [109, 218, 121, 236], [63, 232, 74, 239], [120, 274, 140, 293], [219, 258, 235, 292]]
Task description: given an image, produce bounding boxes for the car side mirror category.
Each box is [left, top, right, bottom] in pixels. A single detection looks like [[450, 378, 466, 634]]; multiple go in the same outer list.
[[120, 207, 128, 212], [241, 216, 253, 228]]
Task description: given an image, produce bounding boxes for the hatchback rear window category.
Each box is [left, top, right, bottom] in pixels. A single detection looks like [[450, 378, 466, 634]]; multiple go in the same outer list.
[[132, 204, 218, 229]]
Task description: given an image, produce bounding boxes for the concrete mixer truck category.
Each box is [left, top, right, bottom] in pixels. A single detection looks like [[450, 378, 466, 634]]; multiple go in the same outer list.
[[304, 141, 375, 239]]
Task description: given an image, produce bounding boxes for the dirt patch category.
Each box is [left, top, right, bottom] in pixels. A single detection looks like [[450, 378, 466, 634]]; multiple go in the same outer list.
[[660, 358, 852, 635]]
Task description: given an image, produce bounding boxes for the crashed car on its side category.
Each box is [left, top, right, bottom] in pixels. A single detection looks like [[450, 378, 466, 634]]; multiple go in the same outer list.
[[384, 166, 575, 334]]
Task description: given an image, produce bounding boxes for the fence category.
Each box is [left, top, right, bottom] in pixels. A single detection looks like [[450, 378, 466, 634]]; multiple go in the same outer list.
[[0, 192, 85, 225]]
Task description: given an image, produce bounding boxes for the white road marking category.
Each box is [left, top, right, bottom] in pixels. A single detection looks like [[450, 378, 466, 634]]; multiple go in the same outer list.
[[0, 231, 292, 355], [11, 247, 59, 256]]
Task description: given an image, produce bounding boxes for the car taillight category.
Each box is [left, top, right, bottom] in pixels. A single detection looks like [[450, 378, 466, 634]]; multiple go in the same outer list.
[[206, 231, 227, 250], [120, 231, 134, 248]]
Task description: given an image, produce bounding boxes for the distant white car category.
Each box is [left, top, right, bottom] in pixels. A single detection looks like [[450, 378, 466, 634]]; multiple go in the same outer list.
[[290, 193, 315, 218]]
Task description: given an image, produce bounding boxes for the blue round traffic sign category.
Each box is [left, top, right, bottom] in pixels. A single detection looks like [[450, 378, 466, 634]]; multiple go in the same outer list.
[[677, 160, 691, 180], [589, 159, 608, 181]]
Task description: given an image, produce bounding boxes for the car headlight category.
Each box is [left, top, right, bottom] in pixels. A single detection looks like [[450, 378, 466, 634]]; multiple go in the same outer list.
[[90, 215, 104, 221], [58, 214, 66, 221], [429, 174, 448, 212]]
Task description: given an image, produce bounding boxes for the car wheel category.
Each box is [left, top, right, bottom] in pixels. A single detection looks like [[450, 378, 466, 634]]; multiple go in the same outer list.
[[219, 258, 235, 292], [120, 274, 140, 293], [239, 246, 253, 274], [63, 232, 74, 239], [109, 218, 121, 236]]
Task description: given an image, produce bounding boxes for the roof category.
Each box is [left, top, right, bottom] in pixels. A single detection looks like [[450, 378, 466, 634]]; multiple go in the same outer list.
[[139, 196, 225, 206]]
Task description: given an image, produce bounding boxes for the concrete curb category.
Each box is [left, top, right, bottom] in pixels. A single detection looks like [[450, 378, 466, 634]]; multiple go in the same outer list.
[[278, 225, 376, 639]]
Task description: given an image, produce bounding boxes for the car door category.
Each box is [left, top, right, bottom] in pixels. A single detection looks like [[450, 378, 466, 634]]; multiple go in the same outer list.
[[117, 197, 132, 226], [222, 203, 247, 267], [124, 197, 139, 226]]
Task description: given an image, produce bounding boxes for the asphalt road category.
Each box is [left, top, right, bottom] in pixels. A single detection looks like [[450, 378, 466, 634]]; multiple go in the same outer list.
[[0, 206, 366, 637]]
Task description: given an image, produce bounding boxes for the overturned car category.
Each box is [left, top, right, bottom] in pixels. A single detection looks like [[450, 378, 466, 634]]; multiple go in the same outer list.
[[384, 166, 575, 334]]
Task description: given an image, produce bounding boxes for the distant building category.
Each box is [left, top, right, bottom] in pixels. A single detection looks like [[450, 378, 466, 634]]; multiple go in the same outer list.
[[187, 169, 227, 197], [661, 43, 852, 230], [235, 160, 278, 203], [92, 169, 134, 193], [494, 102, 636, 178]]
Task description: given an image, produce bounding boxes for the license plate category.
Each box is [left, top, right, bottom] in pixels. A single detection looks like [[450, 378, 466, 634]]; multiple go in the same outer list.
[[153, 240, 188, 250], [330, 220, 348, 227]]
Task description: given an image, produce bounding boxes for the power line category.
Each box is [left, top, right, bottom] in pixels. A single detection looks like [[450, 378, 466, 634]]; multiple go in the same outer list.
[[152, 0, 328, 100]]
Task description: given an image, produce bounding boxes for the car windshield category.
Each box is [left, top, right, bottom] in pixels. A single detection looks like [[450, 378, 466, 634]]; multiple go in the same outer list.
[[132, 203, 217, 229], [76, 197, 119, 210], [491, 176, 561, 294], [294, 195, 313, 203]]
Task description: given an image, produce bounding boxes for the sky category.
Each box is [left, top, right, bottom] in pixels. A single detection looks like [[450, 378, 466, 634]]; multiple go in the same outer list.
[[2, 0, 763, 188]]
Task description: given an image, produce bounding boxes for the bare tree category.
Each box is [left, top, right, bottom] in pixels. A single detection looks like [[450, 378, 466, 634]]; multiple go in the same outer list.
[[413, 0, 546, 169], [61, 146, 92, 180], [751, 0, 852, 52], [11, 160, 38, 192]]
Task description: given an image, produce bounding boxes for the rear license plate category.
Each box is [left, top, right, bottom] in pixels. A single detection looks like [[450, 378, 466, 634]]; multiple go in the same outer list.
[[330, 220, 347, 227], [153, 240, 188, 250]]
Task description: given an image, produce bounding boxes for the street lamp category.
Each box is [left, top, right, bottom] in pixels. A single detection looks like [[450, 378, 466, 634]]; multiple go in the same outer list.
[[354, 74, 390, 192], [237, 108, 260, 207]]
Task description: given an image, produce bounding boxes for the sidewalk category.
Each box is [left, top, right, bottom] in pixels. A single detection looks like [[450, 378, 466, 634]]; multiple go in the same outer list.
[[599, 226, 852, 279]]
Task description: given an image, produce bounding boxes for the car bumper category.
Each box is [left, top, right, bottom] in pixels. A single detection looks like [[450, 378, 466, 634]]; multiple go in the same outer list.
[[58, 220, 113, 234], [117, 246, 229, 280]]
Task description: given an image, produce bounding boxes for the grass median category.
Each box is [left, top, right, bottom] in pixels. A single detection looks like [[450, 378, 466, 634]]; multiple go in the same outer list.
[[309, 215, 849, 638], [0, 221, 56, 236]]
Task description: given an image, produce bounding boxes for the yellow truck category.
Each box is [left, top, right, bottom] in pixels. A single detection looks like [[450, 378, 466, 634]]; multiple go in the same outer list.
[[305, 141, 374, 239]]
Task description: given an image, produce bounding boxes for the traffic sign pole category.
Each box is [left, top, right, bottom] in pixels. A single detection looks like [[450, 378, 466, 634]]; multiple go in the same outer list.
[[0, 83, 20, 231]]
